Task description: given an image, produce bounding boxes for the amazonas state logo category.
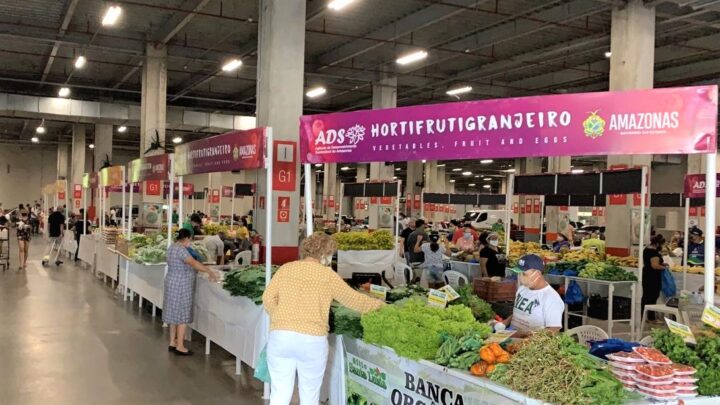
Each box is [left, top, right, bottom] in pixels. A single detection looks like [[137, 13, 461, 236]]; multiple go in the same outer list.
[[583, 111, 606, 139]]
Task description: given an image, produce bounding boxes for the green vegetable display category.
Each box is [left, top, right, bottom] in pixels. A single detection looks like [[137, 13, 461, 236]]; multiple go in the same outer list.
[[448, 284, 495, 322], [386, 285, 428, 303], [330, 304, 363, 339], [653, 329, 720, 395], [203, 223, 229, 235], [333, 230, 394, 251], [490, 332, 626, 405], [361, 297, 491, 360], [222, 265, 278, 303], [579, 262, 637, 281], [132, 234, 169, 264], [435, 330, 484, 369]]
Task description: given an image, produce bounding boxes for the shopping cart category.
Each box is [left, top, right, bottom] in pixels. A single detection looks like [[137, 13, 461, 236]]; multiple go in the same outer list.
[[41, 236, 63, 267], [0, 225, 9, 271]]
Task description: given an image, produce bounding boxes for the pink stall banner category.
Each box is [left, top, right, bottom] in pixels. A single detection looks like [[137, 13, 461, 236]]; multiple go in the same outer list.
[[174, 128, 265, 176], [300, 86, 717, 164], [684, 173, 720, 198], [128, 154, 170, 182]]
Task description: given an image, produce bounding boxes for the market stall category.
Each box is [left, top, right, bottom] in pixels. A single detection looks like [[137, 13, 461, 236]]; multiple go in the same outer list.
[[300, 85, 718, 404], [76, 173, 98, 268], [94, 166, 126, 285]]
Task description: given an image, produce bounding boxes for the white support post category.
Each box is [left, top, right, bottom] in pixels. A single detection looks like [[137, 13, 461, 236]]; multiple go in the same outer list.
[[178, 176, 184, 231], [219, 187, 223, 223], [420, 189, 425, 219], [703, 153, 716, 306], [395, 180, 402, 250], [122, 167, 129, 302], [505, 174, 514, 250], [683, 198, 690, 290], [265, 127, 274, 287], [636, 166, 648, 339], [539, 195, 546, 245], [337, 183, 345, 231], [127, 183, 133, 239], [166, 160, 175, 246], [304, 164, 313, 236], [121, 167, 126, 232]]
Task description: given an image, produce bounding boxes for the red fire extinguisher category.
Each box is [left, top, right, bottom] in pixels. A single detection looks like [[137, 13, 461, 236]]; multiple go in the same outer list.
[[251, 233, 262, 264]]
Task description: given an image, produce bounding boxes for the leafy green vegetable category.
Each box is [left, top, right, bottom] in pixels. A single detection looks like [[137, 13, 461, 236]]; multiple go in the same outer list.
[[435, 330, 485, 369], [222, 265, 278, 303], [386, 285, 428, 303], [490, 332, 626, 405], [331, 304, 363, 338], [449, 284, 494, 322], [334, 230, 394, 251], [361, 297, 491, 360], [653, 329, 720, 395], [579, 262, 637, 281]]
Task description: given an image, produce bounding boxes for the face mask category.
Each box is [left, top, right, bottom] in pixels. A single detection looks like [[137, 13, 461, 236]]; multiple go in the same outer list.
[[489, 239, 499, 247], [320, 255, 332, 266], [464, 232, 472, 240]]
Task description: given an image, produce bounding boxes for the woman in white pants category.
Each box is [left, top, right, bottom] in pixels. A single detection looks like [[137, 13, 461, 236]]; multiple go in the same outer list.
[[262, 233, 384, 404]]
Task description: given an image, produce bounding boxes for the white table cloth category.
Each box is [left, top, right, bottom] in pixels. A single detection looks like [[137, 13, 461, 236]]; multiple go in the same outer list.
[[95, 240, 118, 281], [78, 234, 95, 266], [119, 256, 166, 309], [337, 250, 397, 279]]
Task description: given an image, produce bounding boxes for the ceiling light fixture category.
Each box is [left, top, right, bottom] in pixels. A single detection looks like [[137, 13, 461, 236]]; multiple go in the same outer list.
[[393, 176, 398, 180], [483, 184, 491, 189], [221, 58, 243, 72], [571, 169, 585, 174], [395, 167, 400, 171], [452, 168, 462, 172], [340, 166, 350, 171], [604, 51, 612, 58], [468, 183, 476, 187], [483, 177, 492, 181], [462, 171, 472, 176], [31, 136, 39, 143], [504, 168, 516, 173], [480, 159, 493, 164], [74, 55, 86, 69], [396, 50, 428, 65], [58, 87, 70, 97], [35, 125, 45, 134], [102, 5, 122, 26], [328, 0, 356, 10], [314, 163, 322, 167], [474, 175, 480, 178], [437, 163, 446, 167], [446, 86, 472, 96], [306, 87, 327, 98], [422, 159, 427, 163], [117, 125, 127, 133], [88, 143, 95, 149], [449, 179, 456, 183], [172, 136, 183, 144]]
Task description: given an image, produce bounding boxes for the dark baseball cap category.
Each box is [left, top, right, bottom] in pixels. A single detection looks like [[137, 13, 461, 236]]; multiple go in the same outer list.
[[689, 227, 703, 237], [512, 254, 544, 274]]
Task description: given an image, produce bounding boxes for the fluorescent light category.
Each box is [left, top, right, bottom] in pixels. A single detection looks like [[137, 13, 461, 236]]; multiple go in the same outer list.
[[446, 86, 472, 96], [395, 167, 400, 171], [396, 50, 428, 65], [31, 136, 39, 143], [314, 163, 322, 167], [483, 184, 491, 189], [480, 159, 493, 164], [102, 5, 122, 26], [118, 126, 127, 133], [306, 87, 327, 98], [36, 126, 45, 134], [571, 169, 585, 174], [421, 160, 427, 163], [74, 55, 86, 69], [393, 176, 398, 180], [483, 177, 492, 181], [452, 168, 462, 172], [468, 183, 476, 187], [340, 166, 350, 171], [437, 163, 446, 167], [172, 136, 183, 144], [221, 58, 243, 72], [604, 51, 612, 58], [88, 143, 95, 149], [474, 175, 479, 178], [462, 171, 472, 176], [328, 0, 356, 10], [58, 87, 70, 97], [449, 179, 456, 183]]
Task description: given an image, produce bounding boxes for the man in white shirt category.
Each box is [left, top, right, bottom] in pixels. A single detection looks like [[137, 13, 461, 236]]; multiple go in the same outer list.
[[505, 254, 564, 338], [204, 232, 226, 265]]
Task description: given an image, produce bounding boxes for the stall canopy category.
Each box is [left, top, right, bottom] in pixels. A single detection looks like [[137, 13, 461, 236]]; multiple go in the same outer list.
[[299, 85, 719, 324]]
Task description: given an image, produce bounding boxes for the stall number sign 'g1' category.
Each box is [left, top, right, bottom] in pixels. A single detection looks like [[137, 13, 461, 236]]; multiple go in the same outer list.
[[274, 141, 297, 192]]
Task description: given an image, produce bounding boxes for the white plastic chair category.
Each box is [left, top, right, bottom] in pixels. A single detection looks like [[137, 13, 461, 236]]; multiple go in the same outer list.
[[393, 262, 414, 284], [640, 304, 682, 339], [443, 270, 469, 287], [565, 325, 609, 347], [234, 251, 252, 266]]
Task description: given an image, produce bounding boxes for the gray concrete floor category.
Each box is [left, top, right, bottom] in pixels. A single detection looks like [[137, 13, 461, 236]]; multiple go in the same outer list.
[[0, 235, 265, 405]]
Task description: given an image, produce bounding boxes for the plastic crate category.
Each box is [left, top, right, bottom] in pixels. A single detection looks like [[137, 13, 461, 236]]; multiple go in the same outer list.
[[473, 278, 517, 302], [586, 294, 632, 320]]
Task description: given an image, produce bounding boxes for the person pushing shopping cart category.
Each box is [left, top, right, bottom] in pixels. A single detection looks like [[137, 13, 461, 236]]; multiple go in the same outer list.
[[43, 207, 66, 267]]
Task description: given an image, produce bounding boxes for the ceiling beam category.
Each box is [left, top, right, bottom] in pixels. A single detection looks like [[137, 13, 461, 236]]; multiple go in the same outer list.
[[314, 0, 492, 70], [39, 0, 80, 83]]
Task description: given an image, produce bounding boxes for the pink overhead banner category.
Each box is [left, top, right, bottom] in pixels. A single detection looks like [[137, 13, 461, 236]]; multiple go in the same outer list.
[[684, 174, 720, 198], [299, 86, 717, 164], [128, 154, 170, 182], [174, 128, 266, 176]]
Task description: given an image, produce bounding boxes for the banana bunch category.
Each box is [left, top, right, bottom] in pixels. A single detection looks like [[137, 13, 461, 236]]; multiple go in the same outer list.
[[508, 241, 558, 266], [670, 265, 711, 275], [606, 255, 638, 268], [562, 248, 603, 263]]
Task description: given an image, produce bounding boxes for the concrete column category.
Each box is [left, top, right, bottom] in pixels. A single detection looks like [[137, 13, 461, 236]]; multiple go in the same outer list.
[[520, 158, 543, 240], [369, 75, 396, 182], [254, 0, 306, 263], [605, 0, 655, 256], [70, 124, 86, 213], [94, 124, 112, 171], [546, 156, 571, 242], [406, 161, 423, 218], [354, 165, 367, 217], [323, 163, 337, 219], [140, 44, 168, 153]]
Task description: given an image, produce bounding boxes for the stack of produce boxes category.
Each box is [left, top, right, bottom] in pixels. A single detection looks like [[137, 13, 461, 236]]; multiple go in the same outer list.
[[607, 347, 698, 401]]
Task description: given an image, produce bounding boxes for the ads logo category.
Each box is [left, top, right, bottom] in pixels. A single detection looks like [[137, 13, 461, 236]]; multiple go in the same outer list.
[[582, 111, 606, 139], [314, 121, 366, 146]]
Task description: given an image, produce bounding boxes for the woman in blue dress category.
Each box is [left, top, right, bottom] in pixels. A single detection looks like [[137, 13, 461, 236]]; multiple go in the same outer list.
[[163, 228, 217, 355]]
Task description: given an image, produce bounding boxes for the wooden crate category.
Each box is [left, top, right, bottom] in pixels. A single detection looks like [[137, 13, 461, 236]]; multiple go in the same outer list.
[[473, 278, 517, 302], [115, 238, 129, 256]]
